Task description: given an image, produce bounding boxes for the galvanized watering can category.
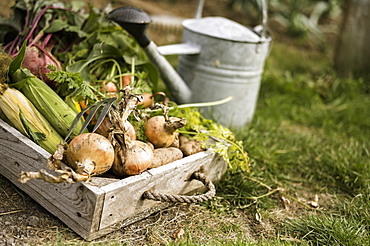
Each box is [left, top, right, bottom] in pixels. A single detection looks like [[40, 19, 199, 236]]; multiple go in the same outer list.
[[108, 0, 271, 128]]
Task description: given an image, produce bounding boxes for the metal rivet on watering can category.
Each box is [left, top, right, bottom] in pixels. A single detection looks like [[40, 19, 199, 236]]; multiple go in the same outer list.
[[108, 0, 271, 129]]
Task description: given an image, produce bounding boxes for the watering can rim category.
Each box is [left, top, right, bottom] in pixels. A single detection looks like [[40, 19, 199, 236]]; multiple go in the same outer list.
[[181, 17, 272, 44]]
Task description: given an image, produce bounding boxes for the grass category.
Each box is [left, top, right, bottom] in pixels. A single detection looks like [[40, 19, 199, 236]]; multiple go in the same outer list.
[[2, 29, 369, 245], [113, 39, 368, 245], [210, 41, 370, 245], [41, 39, 369, 245]]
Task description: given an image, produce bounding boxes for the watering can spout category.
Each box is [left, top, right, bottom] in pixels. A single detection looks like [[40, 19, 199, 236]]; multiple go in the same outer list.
[[107, 7, 193, 104], [144, 41, 193, 103]]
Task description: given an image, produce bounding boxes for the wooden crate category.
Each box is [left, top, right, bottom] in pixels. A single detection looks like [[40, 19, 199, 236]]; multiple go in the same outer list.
[[0, 118, 228, 240]]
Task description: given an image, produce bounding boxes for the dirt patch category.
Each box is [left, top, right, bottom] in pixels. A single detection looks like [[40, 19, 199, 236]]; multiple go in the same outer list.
[[0, 175, 262, 245], [0, 173, 336, 245]]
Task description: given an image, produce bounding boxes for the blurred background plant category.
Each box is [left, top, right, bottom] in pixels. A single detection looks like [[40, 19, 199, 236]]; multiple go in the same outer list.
[[226, 0, 343, 48]]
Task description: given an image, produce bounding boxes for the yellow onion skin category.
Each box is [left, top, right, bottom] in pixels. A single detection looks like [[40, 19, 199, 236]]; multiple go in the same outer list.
[[95, 117, 136, 140], [66, 133, 115, 176], [111, 140, 154, 176], [144, 116, 186, 148], [137, 93, 154, 108]]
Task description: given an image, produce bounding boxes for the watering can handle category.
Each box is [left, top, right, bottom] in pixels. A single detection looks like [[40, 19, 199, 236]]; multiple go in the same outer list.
[[194, 0, 205, 19], [193, 0, 269, 39], [194, 0, 268, 40], [261, 0, 268, 39]]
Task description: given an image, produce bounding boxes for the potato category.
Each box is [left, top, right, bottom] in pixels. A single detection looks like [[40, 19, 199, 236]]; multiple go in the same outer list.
[[180, 139, 205, 157], [149, 147, 183, 169], [179, 135, 190, 146]]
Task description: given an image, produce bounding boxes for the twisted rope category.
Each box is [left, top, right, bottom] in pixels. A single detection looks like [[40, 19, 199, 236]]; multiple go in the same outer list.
[[142, 172, 216, 203]]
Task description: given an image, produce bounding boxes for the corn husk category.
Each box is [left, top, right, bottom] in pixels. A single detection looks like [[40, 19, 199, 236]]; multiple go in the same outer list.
[[10, 69, 85, 139], [0, 83, 63, 153]]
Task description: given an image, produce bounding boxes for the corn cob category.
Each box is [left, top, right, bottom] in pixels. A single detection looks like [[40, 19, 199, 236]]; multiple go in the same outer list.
[[0, 83, 63, 153], [10, 69, 85, 139]]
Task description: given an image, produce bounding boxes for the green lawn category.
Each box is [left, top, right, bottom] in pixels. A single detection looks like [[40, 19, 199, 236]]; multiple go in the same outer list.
[[209, 41, 370, 245], [2, 34, 369, 246], [51, 39, 369, 245]]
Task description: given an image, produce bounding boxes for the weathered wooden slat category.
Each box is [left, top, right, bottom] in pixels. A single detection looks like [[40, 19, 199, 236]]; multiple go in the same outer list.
[[99, 151, 226, 229], [0, 119, 105, 237], [0, 118, 228, 240]]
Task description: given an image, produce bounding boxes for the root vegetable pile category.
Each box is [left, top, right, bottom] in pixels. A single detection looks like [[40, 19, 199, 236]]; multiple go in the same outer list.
[[0, 0, 250, 184], [18, 87, 209, 183]]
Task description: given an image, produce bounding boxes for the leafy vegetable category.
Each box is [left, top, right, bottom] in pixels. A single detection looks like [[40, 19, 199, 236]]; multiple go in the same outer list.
[[1, 0, 250, 173], [46, 68, 100, 103], [0, 0, 85, 55]]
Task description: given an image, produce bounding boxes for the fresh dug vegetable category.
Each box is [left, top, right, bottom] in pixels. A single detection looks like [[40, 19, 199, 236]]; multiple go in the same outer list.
[[8, 43, 85, 139], [0, 82, 63, 153], [107, 93, 154, 176], [95, 117, 136, 140], [137, 93, 154, 108], [149, 147, 183, 169], [10, 69, 85, 138], [121, 75, 132, 87], [66, 133, 115, 177], [19, 133, 115, 183], [104, 82, 118, 97], [169, 132, 180, 148], [111, 140, 154, 176], [145, 115, 186, 148], [179, 135, 205, 157], [22, 45, 62, 88]]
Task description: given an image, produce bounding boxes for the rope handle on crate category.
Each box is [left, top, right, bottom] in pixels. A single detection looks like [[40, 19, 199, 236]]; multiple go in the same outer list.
[[142, 171, 216, 203]]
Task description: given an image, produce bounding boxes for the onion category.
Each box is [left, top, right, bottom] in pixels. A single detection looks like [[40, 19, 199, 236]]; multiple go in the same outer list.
[[121, 75, 132, 87], [110, 140, 154, 176], [105, 81, 117, 92], [137, 93, 154, 108], [95, 117, 136, 140], [144, 115, 186, 148], [66, 133, 115, 176], [105, 91, 154, 176]]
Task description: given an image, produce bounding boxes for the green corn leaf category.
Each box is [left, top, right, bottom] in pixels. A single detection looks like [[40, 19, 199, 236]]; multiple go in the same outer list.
[[8, 40, 26, 76], [19, 107, 46, 143]]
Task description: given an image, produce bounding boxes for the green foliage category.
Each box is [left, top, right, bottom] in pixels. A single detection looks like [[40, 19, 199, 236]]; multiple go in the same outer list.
[[46, 69, 100, 103], [0, 52, 12, 84], [0, 0, 159, 96], [227, 0, 343, 46], [0, 0, 87, 55]]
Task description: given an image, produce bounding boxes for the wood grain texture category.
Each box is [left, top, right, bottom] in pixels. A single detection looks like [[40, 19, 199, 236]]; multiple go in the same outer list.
[[0, 118, 228, 240], [0, 119, 104, 238], [98, 150, 227, 229]]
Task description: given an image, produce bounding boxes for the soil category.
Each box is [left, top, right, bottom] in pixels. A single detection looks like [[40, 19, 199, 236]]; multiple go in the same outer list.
[[0, 0, 327, 245]]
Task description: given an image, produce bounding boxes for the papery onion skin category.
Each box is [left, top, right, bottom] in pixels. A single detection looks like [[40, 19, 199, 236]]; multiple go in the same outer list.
[[144, 116, 186, 148], [110, 140, 154, 176], [95, 117, 136, 140], [66, 133, 115, 176], [137, 93, 154, 108], [121, 75, 132, 87]]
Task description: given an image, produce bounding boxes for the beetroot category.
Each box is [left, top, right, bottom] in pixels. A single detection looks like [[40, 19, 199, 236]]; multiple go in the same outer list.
[[22, 45, 62, 89]]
